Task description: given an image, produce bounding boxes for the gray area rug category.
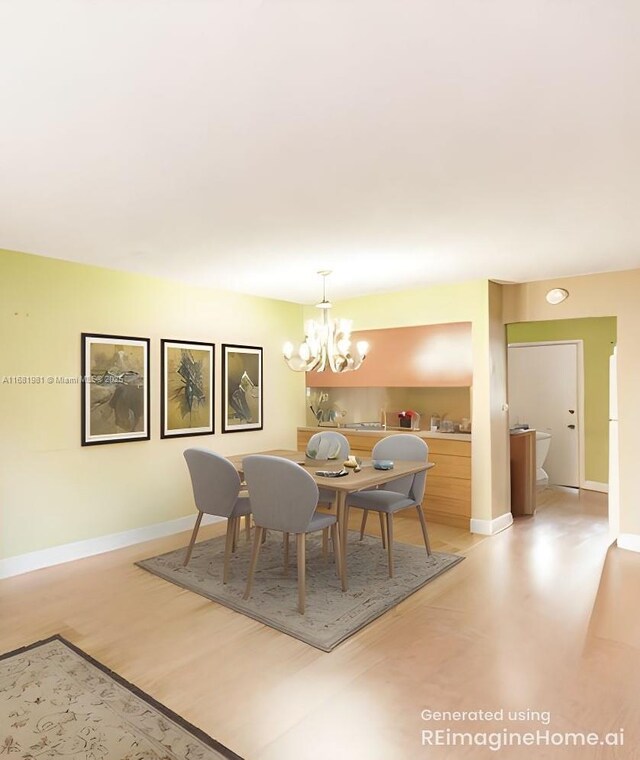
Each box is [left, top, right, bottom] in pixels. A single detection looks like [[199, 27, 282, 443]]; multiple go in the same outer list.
[[0, 636, 242, 759], [137, 531, 463, 652]]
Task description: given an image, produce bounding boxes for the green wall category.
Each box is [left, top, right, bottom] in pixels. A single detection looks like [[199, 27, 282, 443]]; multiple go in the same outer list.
[[506, 317, 616, 484]]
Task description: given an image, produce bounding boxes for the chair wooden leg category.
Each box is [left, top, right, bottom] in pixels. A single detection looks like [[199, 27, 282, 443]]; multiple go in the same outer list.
[[359, 509, 368, 540], [340, 503, 349, 592], [183, 511, 204, 566], [245, 514, 251, 540], [378, 512, 387, 549], [223, 517, 236, 584], [386, 513, 394, 578], [297, 533, 306, 614], [243, 526, 264, 600], [416, 505, 432, 556], [331, 522, 343, 582], [231, 517, 239, 553], [322, 527, 329, 558], [335, 492, 349, 592], [283, 532, 290, 576]]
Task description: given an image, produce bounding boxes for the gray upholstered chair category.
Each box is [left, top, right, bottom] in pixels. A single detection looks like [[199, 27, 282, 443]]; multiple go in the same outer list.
[[306, 430, 350, 461], [348, 434, 431, 578], [306, 431, 350, 552], [242, 454, 343, 614], [183, 448, 252, 583], [306, 430, 350, 502]]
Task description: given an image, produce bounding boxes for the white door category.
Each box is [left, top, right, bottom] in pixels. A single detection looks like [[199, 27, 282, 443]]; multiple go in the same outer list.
[[508, 343, 580, 488]]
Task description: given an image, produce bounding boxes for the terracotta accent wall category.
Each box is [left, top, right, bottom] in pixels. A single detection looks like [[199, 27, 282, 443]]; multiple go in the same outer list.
[[306, 322, 472, 388]]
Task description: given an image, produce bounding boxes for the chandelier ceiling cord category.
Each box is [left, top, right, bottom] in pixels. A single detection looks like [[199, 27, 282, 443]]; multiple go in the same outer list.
[[283, 271, 369, 373]]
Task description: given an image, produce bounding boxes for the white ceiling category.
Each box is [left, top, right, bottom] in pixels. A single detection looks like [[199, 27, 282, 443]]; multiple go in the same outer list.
[[1, 0, 639, 303]]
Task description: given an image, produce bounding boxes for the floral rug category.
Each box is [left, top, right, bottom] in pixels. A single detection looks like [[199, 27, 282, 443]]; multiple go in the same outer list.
[[0, 636, 242, 760], [137, 530, 464, 652]]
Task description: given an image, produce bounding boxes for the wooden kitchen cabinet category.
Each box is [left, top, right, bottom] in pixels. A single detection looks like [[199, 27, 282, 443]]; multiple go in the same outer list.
[[297, 427, 472, 529]]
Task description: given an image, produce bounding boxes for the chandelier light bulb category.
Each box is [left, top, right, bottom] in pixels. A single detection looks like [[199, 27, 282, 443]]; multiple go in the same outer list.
[[301, 343, 312, 361], [356, 340, 369, 357], [337, 338, 350, 355]]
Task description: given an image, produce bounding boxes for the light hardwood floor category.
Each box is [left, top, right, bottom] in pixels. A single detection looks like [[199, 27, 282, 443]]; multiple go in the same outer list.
[[1, 489, 639, 759]]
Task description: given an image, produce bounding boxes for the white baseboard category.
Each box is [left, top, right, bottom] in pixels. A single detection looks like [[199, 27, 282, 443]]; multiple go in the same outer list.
[[583, 481, 609, 494], [0, 513, 223, 580], [617, 533, 640, 553], [470, 511, 514, 536]]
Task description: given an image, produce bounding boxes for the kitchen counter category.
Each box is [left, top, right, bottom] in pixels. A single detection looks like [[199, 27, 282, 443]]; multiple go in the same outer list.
[[298, 425, 472, 443], [297, 426, 472, 530]]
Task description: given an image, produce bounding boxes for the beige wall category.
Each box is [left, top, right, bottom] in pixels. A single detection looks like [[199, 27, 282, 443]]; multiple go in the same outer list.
[[503, 270, 638, 536], [308, 279, 512, 523], [0, 250, 305, 560]]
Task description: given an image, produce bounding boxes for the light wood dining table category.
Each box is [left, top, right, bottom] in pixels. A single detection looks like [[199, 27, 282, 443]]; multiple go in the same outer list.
[[227, 449, 433, 591]]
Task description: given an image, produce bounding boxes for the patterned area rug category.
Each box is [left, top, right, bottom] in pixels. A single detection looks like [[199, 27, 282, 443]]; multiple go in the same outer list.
[[0, 636, 242, 760], [137, 531, 464, 652]]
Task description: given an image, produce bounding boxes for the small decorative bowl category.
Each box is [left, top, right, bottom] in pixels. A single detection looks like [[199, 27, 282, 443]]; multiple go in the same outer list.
[[372, 459, 394, 470]]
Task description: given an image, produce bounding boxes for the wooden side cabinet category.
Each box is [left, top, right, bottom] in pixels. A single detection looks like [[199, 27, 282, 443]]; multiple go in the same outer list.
[[510, 430, 536, 517]]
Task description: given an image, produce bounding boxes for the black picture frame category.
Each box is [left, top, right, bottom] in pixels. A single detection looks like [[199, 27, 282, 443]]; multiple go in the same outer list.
[[160, 339, 215, 439], [81, 333, 150, 446], [221, 344, 263, 433]]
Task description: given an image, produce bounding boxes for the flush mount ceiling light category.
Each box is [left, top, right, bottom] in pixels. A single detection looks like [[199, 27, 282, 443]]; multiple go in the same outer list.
[[545, 287, 569, 305], [283, 271, 369, 373]]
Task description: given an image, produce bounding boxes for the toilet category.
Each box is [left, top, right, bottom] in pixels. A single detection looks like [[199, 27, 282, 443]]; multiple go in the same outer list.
[[535, 431, 552, 489]]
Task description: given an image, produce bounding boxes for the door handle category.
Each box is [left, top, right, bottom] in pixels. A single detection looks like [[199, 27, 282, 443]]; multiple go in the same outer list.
[[567, 424, 576, 429]]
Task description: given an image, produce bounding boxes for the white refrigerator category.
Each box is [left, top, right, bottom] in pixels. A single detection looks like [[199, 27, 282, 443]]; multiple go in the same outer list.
[[608, 346, 619, 542]]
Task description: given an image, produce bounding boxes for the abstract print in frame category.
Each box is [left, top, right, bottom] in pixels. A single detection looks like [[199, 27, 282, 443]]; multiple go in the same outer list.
[[81, 333, 150, 446], [161, 339, 214, 438], [221, 344, 263, 433]]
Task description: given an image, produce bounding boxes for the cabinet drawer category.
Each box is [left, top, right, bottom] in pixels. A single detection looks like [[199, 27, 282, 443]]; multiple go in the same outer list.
[[426, 478, 471, 502], [426, 439, 471, 457], [428, 453, 471, 480], [423, 492, 471, 518]]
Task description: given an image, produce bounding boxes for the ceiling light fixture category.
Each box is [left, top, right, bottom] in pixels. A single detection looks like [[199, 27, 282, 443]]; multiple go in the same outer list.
[[283, 271, 369, 373], [545, 287, 569, 305]]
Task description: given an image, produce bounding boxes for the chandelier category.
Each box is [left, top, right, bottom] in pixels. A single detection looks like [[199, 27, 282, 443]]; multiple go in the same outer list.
[[283, 271, 369, 373]]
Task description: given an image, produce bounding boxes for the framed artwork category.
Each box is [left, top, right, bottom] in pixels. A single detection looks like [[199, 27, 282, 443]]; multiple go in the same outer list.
[[221, 344, 263, 433], [81, 333, 150, 446], [161, 339, 215, 438]]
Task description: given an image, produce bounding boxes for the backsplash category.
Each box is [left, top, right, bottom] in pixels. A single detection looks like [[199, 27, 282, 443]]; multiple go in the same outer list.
[[306, 386, 471, 429]]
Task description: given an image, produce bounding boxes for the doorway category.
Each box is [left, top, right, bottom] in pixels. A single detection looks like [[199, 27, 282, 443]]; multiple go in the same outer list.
[[507, 341, 582, 488]]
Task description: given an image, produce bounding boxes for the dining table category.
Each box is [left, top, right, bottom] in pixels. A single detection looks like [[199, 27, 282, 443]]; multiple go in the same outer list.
[[227, 449, 434, 591]]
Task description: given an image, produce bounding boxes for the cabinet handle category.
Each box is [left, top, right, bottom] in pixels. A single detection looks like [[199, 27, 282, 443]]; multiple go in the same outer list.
[[567, 424, 576, 429]]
